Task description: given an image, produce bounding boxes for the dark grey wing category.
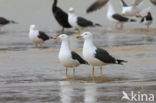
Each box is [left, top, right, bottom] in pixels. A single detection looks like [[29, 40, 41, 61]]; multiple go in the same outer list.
[[87, 0, 109, 13], [77, 17, 93, 27], [120, 0, 128, 7], [71, 51, 88, 64], [38, 31, 50, 41], [95, 48, 116, 63], [112, 14, 129, 22], [0, 17, 10, 25], [150, 0, 156, 5]]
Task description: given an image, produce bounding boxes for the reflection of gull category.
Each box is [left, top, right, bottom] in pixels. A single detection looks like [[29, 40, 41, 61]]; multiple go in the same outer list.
[[86, 0, 156, 13], [122, 91, 131, 101], [84, 84, 96, 103], [59, 81, 73, 103], [107, 3, 136, 28]]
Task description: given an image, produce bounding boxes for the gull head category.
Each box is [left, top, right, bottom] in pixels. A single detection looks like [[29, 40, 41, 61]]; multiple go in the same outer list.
[[54, 34, 68, 40], [30, 24, 36, 30], [68, 7, 75, 13], [76, 32, 93, 40]]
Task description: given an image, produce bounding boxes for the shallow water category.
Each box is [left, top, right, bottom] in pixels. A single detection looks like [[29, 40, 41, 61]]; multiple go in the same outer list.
[[0, 0, 156, 103]]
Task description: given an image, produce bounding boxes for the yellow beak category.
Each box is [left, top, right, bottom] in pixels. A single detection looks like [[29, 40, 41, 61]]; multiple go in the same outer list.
[[54, 36, 60, 40], [76, 35, 82, 39]]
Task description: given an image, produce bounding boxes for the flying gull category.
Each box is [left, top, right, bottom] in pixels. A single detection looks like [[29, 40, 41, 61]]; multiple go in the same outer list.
[[86, 0, 156, 13], [76, 32, 127, 75]]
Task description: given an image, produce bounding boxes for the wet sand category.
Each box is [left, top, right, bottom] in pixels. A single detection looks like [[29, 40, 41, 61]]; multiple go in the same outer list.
[[0, 28, 156, 103], [0, 0, 156, 102]]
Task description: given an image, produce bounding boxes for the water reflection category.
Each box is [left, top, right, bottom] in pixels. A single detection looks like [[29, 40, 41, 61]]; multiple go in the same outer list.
[[59, 81, 73, 103], [84, 83, 97, 103]]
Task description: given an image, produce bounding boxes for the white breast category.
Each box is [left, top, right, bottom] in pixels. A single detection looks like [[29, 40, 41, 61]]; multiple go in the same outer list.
[[68, 13, 79, 28]]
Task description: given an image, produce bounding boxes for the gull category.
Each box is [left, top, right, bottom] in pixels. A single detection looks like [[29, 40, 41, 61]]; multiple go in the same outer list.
[[76, 32, 127, 75], [29, 24, 52, 47], [140, 12, 153, 30], [52, 0, 72, 32], [68, 8, 101, 34], [0, 17, 16, 30], [107, 3, 136, 28], [54, 34, 88, 76], [86, 0, 156, 13]]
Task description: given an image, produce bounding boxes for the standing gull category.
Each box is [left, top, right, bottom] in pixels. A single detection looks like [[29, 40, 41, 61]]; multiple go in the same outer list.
[[52, 0, 72, 32], [68, 8, 101, 34], [0, 17, 16, 30], [140, 12, 153, 30], [76, 32, 127, 75], [54, 34, 88, 76], [107, 3, 136, 28], [29, 24, 52, 47]]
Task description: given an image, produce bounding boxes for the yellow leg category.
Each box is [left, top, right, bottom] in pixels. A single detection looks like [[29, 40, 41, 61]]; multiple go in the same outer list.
[[100, 66, 103, 78], [73, 68, 75, 76], [66, 67, 68, 75], [92, 66, 95, 76], [92, 66, 95, 81]]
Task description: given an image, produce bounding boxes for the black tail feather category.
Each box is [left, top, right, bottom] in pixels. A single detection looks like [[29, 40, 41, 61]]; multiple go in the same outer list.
[[10, 20, 18, 24], [95, 23, 102, 27], [116, 59, 127, 65], [130, 19, 136, 22]]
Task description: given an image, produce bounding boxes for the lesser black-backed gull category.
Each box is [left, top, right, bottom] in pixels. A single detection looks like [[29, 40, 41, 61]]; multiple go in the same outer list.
[[29, 24, 52, 47], [52, 0, 72, 32], [54, 34, 88, 76], [76, 32, 127, 75]]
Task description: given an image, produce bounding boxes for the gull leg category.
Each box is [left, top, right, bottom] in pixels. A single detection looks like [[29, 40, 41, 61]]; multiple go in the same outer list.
[[92, 66, 95, 81], [100, 66, 103, 79], [92, 66, 95, 76], [147, 25, 149, 32], [73, 68, 75, 77], [61, 27, 64, 33], [120, 23, 123, 29], [66, 67, 68, 80]]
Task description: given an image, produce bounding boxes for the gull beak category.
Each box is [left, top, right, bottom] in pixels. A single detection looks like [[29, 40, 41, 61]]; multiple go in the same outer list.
[[76, 35, 82, 39], [136, 15, 142, 18], [54, 36, 60, 40]]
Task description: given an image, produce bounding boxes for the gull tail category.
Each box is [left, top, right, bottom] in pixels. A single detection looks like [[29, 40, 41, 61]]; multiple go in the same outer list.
[[94, 23, 102, 27], [10, 20, 18, 24], [116, 59, 128, 65], [129, 19, 137, 22]]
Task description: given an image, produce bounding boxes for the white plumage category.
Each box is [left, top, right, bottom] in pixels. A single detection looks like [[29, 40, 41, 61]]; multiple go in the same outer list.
[[54, 34, 87, 75], [121, 0, 143, 17], [29, 24, 51, 47], [76, 32, 127, 75]]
